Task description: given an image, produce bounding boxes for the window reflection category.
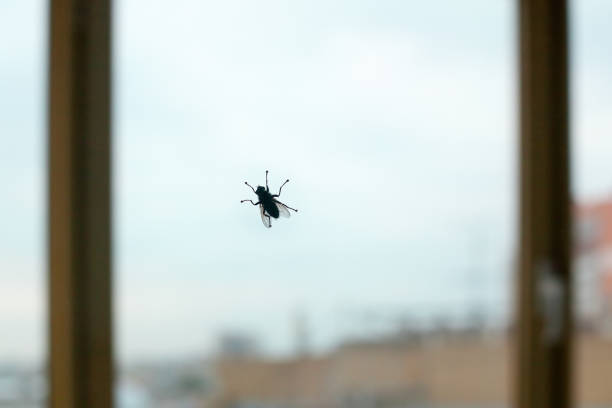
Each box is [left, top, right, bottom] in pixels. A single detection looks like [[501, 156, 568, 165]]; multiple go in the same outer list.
[[116, 1, 515, 407]]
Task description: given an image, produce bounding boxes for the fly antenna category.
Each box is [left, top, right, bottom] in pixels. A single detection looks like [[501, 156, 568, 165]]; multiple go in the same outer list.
[[277, 179, 290, 196], [244, 181, 256, 193]]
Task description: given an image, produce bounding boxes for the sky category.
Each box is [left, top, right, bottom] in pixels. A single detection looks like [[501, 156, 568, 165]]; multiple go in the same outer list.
[[0, 0, 611, 364]]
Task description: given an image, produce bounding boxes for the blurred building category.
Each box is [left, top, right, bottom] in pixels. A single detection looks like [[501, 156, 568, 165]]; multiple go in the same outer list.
[[219, 333, 260, 359], [211, 332, 510, 408], [574, 197, 612, 332], [211, 331, 612, 408]]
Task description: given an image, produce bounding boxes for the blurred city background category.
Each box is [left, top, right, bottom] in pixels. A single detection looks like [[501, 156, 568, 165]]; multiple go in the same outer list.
[[2, 0, 612, 407]]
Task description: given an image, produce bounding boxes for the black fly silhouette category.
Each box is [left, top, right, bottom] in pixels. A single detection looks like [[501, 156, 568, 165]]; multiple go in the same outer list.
[[241, 170, 298, 228]]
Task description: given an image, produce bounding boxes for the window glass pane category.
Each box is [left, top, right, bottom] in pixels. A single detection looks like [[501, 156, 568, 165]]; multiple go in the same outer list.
[[116, 1, 516, 407], [572, 1, 612, 407], [0, 1, 47, 407]]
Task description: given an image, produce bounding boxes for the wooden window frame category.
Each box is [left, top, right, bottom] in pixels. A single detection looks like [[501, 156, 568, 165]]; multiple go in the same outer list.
[[48, 1, 112, 407], [47, 1, 571, 407], [516, 1, 571, 408]]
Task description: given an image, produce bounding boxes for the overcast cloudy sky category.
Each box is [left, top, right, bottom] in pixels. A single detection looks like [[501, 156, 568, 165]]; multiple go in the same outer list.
[[1, 0, 611, 364]]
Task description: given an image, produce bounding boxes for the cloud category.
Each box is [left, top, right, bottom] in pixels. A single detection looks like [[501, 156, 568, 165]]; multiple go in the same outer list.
[[571, 0, 612, 199], [19, 0, 612, 360], [0, 258, 45, 362], [6, 0, 612, 362], [111, 0, 518, 357], [0, 1, 46, 363]]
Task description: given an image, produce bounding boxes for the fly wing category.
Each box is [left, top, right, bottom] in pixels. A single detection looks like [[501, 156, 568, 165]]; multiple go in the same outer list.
[[274, 200, 292, 218], [260, 204, 272, 228]]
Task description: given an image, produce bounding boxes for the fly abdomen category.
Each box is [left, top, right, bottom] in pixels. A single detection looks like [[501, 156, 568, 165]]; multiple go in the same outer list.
[[263, 201, 280, 218]]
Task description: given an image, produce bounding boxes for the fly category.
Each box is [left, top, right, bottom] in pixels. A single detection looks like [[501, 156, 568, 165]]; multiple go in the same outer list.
[[241, 170, 298, 228]]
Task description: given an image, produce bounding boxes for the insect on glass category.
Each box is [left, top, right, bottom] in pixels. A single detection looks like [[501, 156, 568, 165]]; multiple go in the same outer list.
[[241, 170, 298, 228]]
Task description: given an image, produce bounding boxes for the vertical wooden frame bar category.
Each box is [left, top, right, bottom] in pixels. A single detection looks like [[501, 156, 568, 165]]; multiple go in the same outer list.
[[517, 1, 571, 408], [48, 0, 113, 407]]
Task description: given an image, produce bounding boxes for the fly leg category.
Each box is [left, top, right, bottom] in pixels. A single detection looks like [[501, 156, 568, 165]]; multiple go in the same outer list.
[[244, 181, 256, 193], [275, 199, 298, 212], [265, 170, 269, 192], [273, 179, 290, 197], [241, 200, 260, 205]]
